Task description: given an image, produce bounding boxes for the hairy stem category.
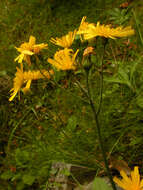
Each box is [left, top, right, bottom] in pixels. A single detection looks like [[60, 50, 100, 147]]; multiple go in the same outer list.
[[85, 39, 117, 190], [86, 72, 117, 190]]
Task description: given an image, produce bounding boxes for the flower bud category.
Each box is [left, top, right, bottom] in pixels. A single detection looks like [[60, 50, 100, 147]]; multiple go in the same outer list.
[[82, 47, 95, 71]]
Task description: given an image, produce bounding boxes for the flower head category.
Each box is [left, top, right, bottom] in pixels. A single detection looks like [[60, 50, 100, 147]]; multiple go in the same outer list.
[[9, 68, 24, 101], [83, 46, 95, 57], [77, 16, 95, 41], [15, 36, 48, 66], [50, 30, 76, 48], [77, 16, 95, 35], [48, 48, 79, 70], [80, 21, 134, 40], [113, 166, 143, 190], [9, 68, 53, 101]]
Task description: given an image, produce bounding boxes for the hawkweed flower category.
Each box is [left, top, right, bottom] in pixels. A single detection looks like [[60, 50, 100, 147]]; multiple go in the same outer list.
[[77, 16, 95, 41], [79, 21, 134, 40], [9, 68, 24, 101], [50, 30, 77, 48], [77, 16, 95, 35], [15, 36, 48, 67], [113, 166, 143, 190], [9, 67, 53, 101], [48, 48, 79, 70]]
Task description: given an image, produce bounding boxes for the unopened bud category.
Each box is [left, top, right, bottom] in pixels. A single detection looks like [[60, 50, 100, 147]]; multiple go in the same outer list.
[[82, 47, 95, 71], [83, 46, 94, 57]]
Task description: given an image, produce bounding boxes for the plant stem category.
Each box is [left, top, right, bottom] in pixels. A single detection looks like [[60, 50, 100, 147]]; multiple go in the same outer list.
[[7, 108, 31, 152], [85, 71, 117, 190], [133, 9, 143, 46], [70, 172, 83, 189], [96, 54, 104, 116]]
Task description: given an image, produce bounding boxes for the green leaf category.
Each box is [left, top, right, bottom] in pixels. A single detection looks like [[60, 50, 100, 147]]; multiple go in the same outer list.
[[16, 182, 25, 190], [136, 95, 143, 108], [105, 67, 133, 90], [105, 77, 126, 84], [92, 177, 112, 190], [0, 70, 7, 76], [1, 170, 13, 180], [22, 174, 36, 185], [118, 68, 129, 81], [38, 166, 50, 177], [91, 55, 97, 64], [15, 148, 29, 166], [11, 173, 21, 181], [128, 109, 140, 114], [67, 115, 77, 131], [130, 57, 142, 82]]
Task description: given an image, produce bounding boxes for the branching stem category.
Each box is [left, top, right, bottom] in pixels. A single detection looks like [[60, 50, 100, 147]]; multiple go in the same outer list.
[[85, 39, 117, 190]]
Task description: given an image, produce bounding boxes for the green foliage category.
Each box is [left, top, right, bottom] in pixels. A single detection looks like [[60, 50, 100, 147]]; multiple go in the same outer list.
[[108, 8, 131, 25], [1, 170, 14, 180], [104, 57, 142, 93], [93, 177, 112, 190]]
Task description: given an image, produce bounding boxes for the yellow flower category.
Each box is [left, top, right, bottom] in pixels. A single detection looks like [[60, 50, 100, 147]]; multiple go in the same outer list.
[[77, 16, 95, 35], [15, 36, 48, 66], [9, 68, 53, 101], [9, 68, 24, 101], [80, 21, 135, 40], [50, 30, 77, 48], [113, 166, 143, 190], [77, 16, 95, 41], [23, 69, 54, 80], [48, 48, 79, 70]]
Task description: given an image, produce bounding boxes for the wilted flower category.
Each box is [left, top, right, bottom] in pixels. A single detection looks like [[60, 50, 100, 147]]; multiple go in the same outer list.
[[48, 48, 79, 70], [114, 166, 143, 190], [83, 46, 95, 57], [9, 67, 53, 101], [15, 36, 48, 67], [50, 30, 76, 48]]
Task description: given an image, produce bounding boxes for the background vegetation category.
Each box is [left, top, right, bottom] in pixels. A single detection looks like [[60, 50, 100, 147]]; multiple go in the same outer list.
[[0, 0, 143, 189]]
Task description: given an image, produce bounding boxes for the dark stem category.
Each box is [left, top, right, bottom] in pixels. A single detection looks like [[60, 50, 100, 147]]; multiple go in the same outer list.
[[96, 53, 104, 116], [85, 72, 117, 190], [96, 37, 107, 115]]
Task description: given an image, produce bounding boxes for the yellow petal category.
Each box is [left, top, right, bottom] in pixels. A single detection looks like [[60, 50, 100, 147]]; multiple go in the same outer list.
[[14, 54, 25, 63], [9, 91, 17, 101], [22, 80, 32, 93], [21, 50, 34, 55], [120, 170, 132, 184], [113, 177, 126, 189], [29, 35, 36, 46], [131, 167, 140, 187]]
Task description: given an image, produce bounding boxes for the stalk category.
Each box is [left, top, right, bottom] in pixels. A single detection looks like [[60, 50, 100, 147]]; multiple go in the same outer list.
[[84, 39, 117, 190], [85, 71, 116, 190]]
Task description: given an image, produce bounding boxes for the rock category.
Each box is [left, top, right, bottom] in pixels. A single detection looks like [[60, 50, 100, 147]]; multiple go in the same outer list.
[[49, 162, 72, 190], [49, 162, 123, 190]]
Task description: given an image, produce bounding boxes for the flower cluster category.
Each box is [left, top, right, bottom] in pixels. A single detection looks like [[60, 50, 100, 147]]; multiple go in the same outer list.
[[48, 29, 79, 70], [10, 16, 134, 101], [10, 36, 53, 101]]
